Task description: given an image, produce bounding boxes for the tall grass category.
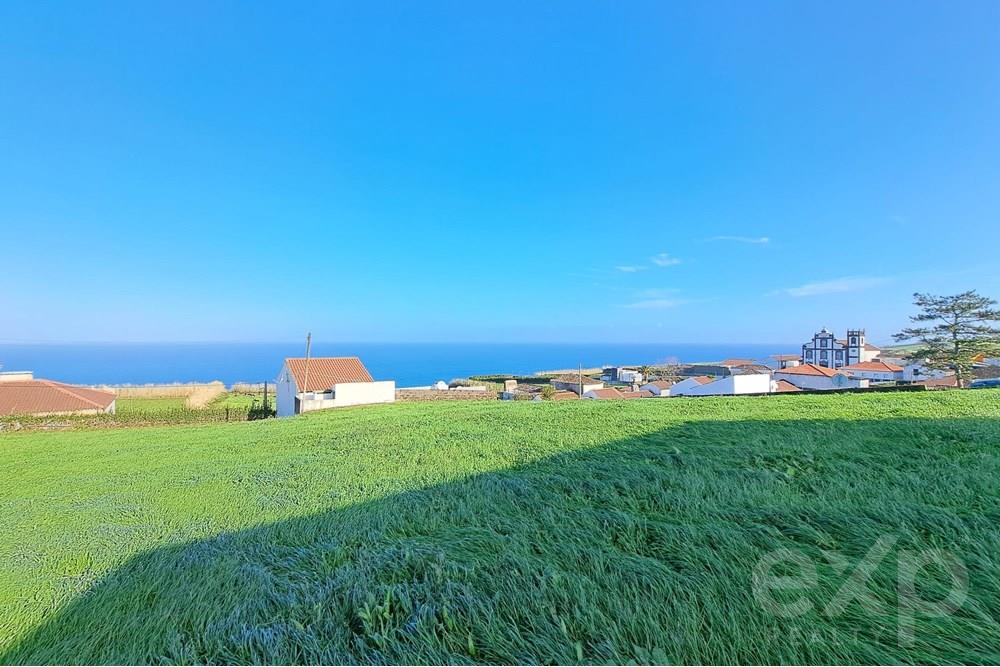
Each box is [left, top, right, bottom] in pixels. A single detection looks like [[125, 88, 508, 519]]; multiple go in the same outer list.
[[1, 390, 999, 664]]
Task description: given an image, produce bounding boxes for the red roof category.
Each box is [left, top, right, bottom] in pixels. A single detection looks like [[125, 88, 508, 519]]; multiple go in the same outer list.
[[643, 380, 675, 390], [284, 357, 374, 392], [772, 354, 801, 361], [775, 363, 842, 378], [692, 376, 714, 385], [773, 379, 802, 393], [720, 358, 756, 367], [585, 388, 626, 400], [840, 360, 903, 373], [622, 390, 654, 399], [551, 391, 580, 400], [0, 380, 116, 416]]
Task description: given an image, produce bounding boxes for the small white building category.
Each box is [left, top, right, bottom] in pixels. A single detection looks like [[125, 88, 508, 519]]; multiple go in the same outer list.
[[902, 363, 953, 382], [841, 360, 904, 383], [773, 363, 869, 391], [551, 374, 604, 395], [670, 373, 772, 397], [639, 380, 674, 396], [276, 357, 395, 417]]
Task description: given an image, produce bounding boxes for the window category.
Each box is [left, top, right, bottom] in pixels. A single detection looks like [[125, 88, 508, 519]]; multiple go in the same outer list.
[[820, 350, 828, 360], [850, 337, 857, 345], [805, 350, 813, 359], [835, 351, 843, 359], [821, 337, 829, 348]]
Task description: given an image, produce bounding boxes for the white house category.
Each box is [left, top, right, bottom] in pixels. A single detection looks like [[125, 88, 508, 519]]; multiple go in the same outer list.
[[773, 363, 869, 391], [583, 387, 626, 400], [801, 328, 880, 369], [902, 363, 953, 382], [639, 380, 674, 396], [670, 373, 772, 397], [841, 360, 904, 383], [551, 374, 604, 395], [276, 357, 395, 417]]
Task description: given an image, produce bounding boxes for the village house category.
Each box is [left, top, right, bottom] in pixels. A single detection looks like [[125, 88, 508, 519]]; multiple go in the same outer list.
[[639, 380, 674, 396], [772, 363, 869, 391], [276, 357, 395, 417], [583, 387, 626, 400], [669, 373, 772, 397], [601, 367, 644, 384], [0, 371, 116, 416], [551, 374, 604, 395], [772, 354, 801, 369], [840, 360, 904, 383], [801, 328, 880, 369]]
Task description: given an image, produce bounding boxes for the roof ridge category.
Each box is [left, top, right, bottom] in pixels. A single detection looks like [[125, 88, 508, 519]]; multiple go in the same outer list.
[[37, 380, 107, 409]]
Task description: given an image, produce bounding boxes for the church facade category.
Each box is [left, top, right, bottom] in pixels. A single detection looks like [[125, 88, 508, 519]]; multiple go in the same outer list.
[[801, 328, 880, 369]]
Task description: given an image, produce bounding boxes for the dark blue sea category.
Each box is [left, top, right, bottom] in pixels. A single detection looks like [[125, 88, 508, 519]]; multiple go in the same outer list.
[[0, 343, 795, 387]]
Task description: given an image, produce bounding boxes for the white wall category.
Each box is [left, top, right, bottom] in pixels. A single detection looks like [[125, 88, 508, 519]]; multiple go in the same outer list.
[[330, 380, 396, 408], [773, 371, 868, 390], [845, 369, 901, 382], [276, 363, 298, 417], [673, 374, 772, 397]]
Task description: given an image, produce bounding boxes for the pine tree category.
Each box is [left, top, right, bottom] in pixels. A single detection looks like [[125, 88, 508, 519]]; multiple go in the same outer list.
[[894, 291, 1000, 387]]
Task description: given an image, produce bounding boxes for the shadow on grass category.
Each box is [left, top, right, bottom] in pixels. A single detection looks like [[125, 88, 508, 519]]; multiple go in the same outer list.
[[3, 416, 999, 665]]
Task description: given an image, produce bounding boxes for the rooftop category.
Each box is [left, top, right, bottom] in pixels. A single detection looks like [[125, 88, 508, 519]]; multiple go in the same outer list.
[[284, 357, 375, 393], [774, 363, 842, 378], [0, 379, 116, 416], [841, 360, 903, 373]]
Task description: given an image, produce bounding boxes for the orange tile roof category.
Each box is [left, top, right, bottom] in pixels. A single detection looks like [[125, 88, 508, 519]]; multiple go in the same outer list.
[[773, 379, 802, 393], [775, 363, 842, 378], [585, 388, 625, 399], [720, 358, 756, 367], [692, 376, 714, 385], [0, 380, 116, 416], [622, 390, 654, 399], [840, 360, 903, 372], [772, 354, 801, 361], [643, 380, 675, 390], [551, 391, 580, 400], [285, 357, 374, 392]]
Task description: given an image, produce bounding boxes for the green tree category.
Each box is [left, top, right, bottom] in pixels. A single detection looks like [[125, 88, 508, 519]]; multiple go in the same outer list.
[[894, 290, 1000, 387], [540, 385, 556, 400]]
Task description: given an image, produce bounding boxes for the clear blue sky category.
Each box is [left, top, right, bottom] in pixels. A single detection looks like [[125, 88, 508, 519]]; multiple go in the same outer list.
[[2, 1, 998, 344]]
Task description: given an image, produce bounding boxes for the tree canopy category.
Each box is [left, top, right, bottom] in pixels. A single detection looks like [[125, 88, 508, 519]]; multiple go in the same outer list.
[[894, 290, 1000, 386]]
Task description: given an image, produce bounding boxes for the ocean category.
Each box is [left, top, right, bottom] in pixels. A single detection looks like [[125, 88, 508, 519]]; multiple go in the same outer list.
[[0, 342, 796, 387]]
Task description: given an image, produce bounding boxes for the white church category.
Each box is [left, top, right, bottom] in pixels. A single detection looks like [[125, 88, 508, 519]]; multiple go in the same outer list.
[[801, 328, 881, 369]]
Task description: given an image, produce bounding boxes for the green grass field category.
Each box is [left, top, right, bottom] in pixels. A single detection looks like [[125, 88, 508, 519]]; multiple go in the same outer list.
[[2, 391, 999, 664]]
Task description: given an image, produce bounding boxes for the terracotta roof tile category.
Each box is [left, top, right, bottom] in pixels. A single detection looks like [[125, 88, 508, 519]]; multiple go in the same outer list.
[[0, 380, 116, 416], [841, 360, 903, 372], [773, 379, 802, 393], [775, 363, 842, 378], [585, 388, 625, 399], [285, 357, 374, 392]]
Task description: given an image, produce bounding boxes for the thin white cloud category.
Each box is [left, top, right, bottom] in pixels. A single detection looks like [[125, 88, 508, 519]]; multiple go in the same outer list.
[[637, 288, 681, 298], [651, 252, 681, 267], [709, 235, 770, 244], [616, 265, 647, 273], [623, 298, 687, 309], [773, 275, 892, 298]]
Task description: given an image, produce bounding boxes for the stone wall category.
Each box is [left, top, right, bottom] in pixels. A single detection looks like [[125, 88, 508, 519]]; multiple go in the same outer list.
[[395, 389, 498, 402]]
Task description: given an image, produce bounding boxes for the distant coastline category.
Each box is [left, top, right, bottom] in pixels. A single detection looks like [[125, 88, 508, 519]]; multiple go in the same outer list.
[[0, 342, 798, 388]]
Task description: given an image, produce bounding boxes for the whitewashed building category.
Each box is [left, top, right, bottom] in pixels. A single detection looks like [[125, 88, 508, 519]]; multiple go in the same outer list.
[[801, 328, 880, 369], [276, 357, 395, 417], [670, 373, 772, 397], [551, 374, 604, 395], [773, 363, 869, 391], [841, 360, 904, 383], [639, 380, 674, 396]]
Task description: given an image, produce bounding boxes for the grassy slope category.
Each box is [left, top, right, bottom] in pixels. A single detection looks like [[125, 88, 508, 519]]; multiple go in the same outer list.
[[1, 392, 999, 664]]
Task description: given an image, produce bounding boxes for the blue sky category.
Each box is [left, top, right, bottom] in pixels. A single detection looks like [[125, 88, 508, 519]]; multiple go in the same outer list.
[[2, 1, 998, 344]]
